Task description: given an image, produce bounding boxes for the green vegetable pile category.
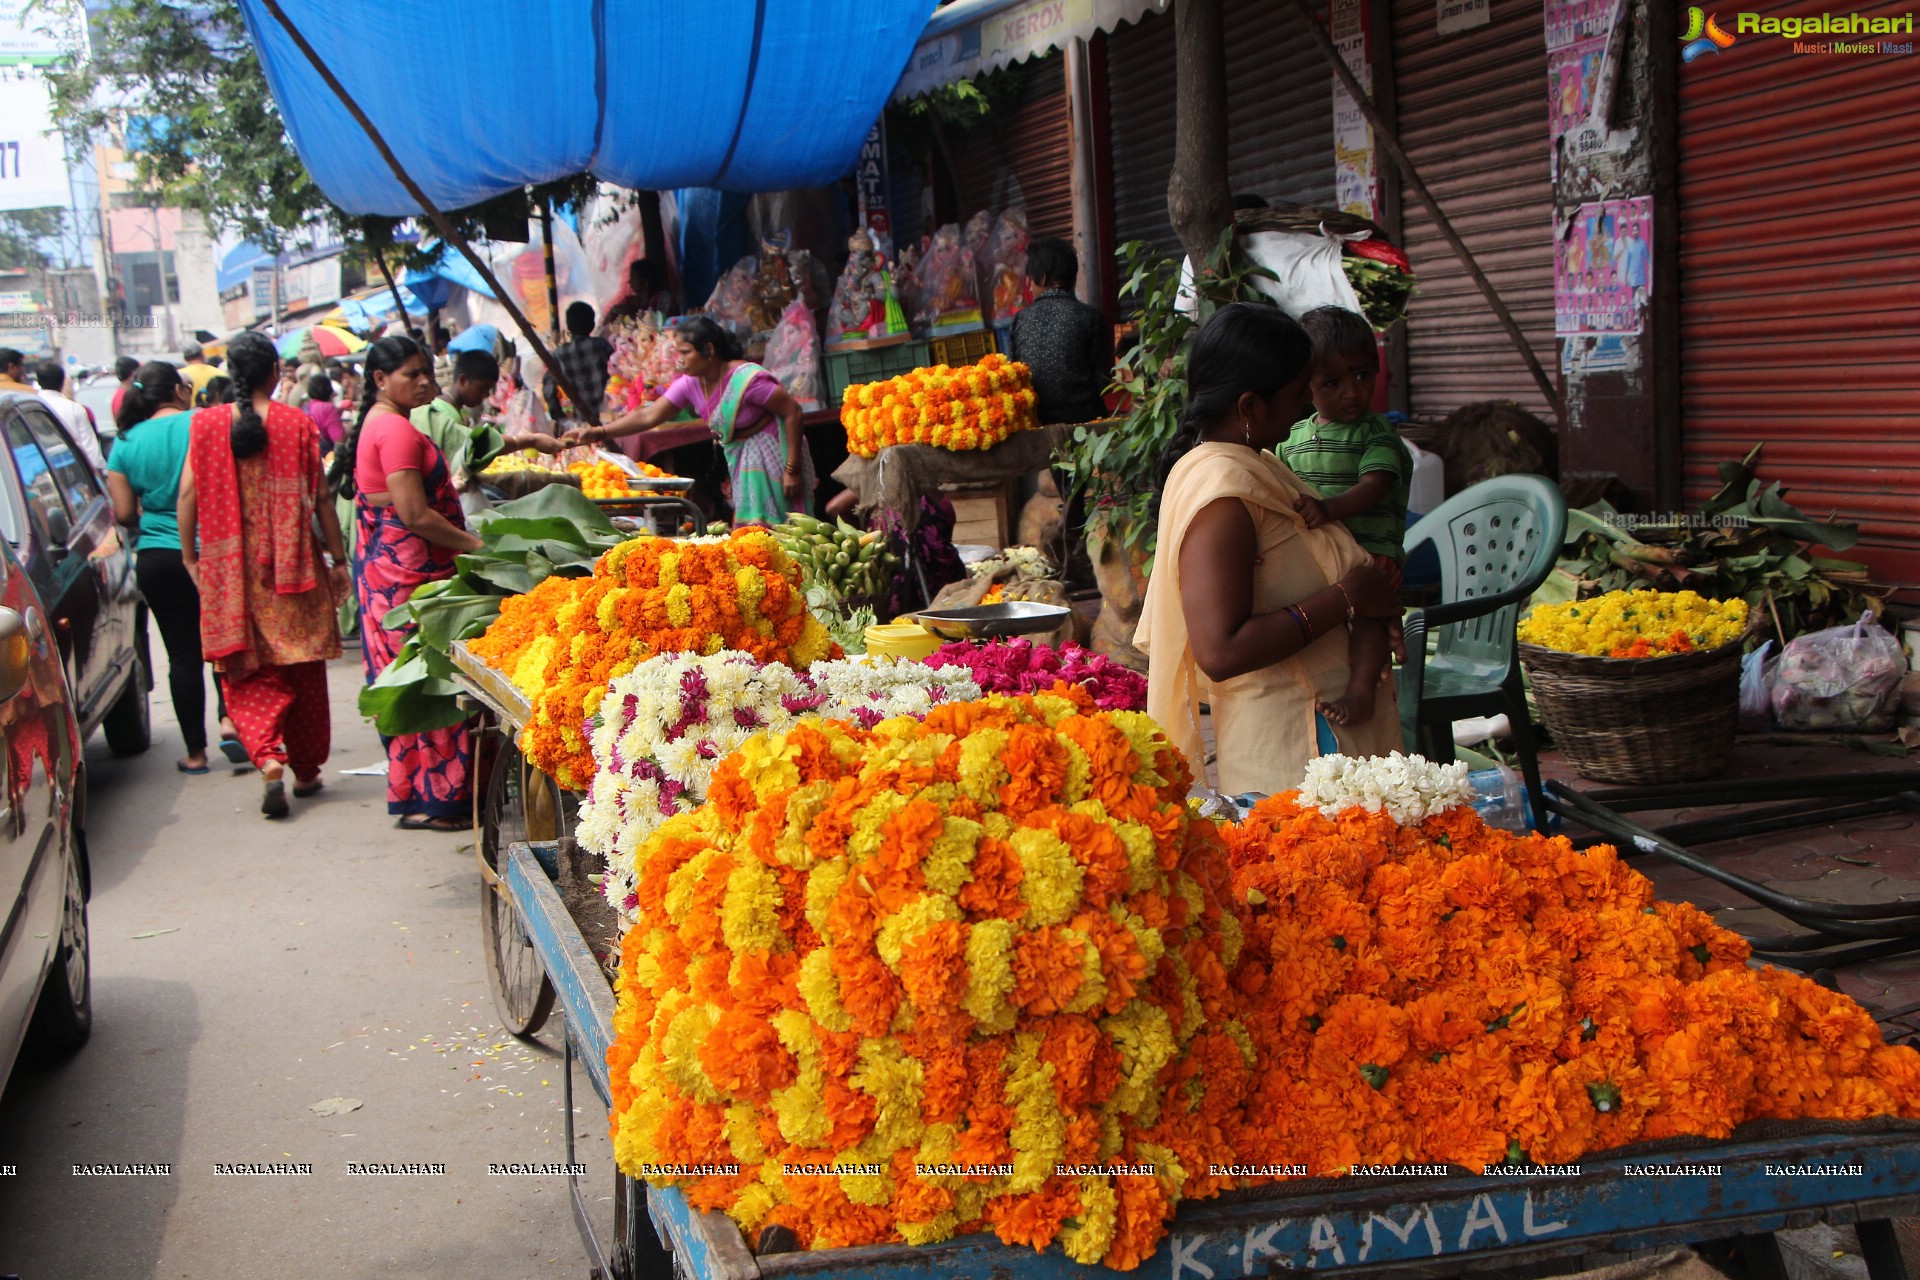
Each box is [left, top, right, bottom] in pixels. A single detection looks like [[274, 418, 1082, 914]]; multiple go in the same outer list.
[[1342, 256, 1415, 330], [359, 486, 625, 736], [771, 513, 900, 605], [1553, 444, 1885, 646]]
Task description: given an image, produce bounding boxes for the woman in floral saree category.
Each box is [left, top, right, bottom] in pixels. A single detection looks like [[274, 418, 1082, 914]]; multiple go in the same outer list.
[[347, 335, 484, 831], [574, 316, 812, 527]]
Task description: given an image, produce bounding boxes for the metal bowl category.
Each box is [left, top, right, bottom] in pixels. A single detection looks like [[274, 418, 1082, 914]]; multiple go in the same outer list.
[[912, 602, 1071, 641]]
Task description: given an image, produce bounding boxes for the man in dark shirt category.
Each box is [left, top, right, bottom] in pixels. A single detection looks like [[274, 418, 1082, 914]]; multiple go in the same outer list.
[[1007, 238, 1110, 425], [543, 301, 616, 422]]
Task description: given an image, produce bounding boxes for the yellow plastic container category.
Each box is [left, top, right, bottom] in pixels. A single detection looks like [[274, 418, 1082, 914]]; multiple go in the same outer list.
[[864, 622, 940, 661]]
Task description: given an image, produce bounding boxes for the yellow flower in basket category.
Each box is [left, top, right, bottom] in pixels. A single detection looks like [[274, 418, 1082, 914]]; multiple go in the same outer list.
[[1520, 589, 1748, 659]]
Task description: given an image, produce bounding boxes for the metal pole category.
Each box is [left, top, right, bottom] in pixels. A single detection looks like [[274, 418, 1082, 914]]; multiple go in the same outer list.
[[372, 249, 418, 340], [1282, 0, 1566, 426], [1065, 36, 1103, 315], [254, 0, 599, 425], [539, 196, 560, 348], [151, 200, 176, 351]]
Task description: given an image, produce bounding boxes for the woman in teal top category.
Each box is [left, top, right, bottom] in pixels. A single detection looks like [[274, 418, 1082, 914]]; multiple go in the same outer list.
[[108, 361, 240, 774]]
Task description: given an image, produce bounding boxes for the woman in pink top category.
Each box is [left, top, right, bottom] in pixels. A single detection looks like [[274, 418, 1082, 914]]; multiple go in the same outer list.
[[305, 373, 345, 447], [349, 335, 482, 832], [571, 316, 812, 526]]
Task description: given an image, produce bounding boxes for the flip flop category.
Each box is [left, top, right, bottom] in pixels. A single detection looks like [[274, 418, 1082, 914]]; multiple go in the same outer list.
[[177, 759, 211, 775], [219, 737, 249, 766], [261, 780, 290, 819], [397, 814, 466, 833], [293, 779, 324, 799]]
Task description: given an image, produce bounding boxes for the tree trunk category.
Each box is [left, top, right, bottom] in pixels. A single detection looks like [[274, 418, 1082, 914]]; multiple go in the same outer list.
[[1168, 0, 1235, 267]]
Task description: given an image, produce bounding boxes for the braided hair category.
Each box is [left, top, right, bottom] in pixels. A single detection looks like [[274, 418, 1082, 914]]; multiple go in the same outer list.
[[329, 333, 424, 500], [224, 332, 280, 460]]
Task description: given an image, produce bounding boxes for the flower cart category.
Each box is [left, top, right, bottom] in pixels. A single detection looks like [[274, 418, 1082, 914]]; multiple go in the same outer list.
[[448, 632, 1920, 1279]]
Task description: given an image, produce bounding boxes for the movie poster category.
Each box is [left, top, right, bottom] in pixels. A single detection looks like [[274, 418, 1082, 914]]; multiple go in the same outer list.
[[1555, 196, 1652, 336]]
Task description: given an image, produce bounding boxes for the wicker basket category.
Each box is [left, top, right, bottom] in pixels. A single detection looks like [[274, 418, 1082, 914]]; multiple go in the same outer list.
[[1518, 641, 1743, 784]]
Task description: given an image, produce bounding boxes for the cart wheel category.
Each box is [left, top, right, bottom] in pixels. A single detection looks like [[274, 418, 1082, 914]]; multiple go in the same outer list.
[[480, 737, 558, 1039]]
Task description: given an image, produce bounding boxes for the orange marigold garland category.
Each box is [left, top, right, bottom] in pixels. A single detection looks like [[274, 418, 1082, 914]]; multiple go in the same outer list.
[[1223, 792, 1920, 1175], [468, 530, 837, 788], [607, 690, 1249, 1268], [839, 354, 1040, 458]]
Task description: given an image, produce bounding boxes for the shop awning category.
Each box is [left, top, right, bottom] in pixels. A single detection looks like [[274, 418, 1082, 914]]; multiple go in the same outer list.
[[893, 0, 1169, 100], [236, 0, 935, 217]]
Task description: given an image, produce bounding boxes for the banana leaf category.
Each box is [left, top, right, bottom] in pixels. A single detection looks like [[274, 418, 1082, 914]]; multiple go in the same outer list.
[[358, 639, 471, 735]]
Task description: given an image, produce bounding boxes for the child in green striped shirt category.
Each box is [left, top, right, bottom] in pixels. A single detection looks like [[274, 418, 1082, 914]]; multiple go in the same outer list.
[[1279, 306, 1410, 728]]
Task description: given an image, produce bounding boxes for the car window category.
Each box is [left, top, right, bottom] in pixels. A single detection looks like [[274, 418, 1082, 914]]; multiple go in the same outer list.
[[5, 416, 73, 544], [22, 408, 102, 515]]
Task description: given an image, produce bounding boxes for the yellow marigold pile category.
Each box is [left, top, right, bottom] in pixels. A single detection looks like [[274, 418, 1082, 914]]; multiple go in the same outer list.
[[1520, 589, 1748, 659], [572, 459, 640, 498], [608, 689, 1248, 1269], [840, 354, 1039, 458], [468, 530, 836, 788], [1224, 792, 1920, 1174]]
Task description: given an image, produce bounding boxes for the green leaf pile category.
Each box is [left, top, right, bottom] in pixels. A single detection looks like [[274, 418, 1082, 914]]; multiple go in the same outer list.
[[358, 486, 625, 735]]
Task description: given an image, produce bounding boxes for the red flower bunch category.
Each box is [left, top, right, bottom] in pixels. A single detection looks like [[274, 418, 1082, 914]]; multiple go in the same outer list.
[[923, 640, 1147, 713]]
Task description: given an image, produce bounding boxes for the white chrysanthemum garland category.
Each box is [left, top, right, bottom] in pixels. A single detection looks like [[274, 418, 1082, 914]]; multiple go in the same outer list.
[[1296, 751, 1473, 826], [575, 651, 980, 919]]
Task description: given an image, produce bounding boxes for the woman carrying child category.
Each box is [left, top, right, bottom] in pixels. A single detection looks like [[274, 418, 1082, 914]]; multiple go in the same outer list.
[[1135, 303, 1402, 798]]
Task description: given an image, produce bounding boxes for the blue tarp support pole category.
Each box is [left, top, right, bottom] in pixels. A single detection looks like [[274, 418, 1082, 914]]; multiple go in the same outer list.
[[372, 248, 419, 341], [252, 0, 600, 424]]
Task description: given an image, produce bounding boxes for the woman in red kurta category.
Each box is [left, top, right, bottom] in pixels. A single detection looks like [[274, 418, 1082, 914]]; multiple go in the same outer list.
[[179, 332, 349, 819]]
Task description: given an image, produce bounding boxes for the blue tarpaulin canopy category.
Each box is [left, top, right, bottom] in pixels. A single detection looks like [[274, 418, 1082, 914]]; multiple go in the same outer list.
[[236, 0, 936, 217]]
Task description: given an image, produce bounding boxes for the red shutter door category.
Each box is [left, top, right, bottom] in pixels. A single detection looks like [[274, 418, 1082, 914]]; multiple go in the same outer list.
[[1390, 0, 1557, 419], [1678, 7, 1920, 585]]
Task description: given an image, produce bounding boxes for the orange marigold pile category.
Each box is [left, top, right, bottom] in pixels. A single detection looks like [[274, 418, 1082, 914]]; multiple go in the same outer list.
[[840, 354, 1039, 458], [608, 690, 1249, 1269], [1223, 793, 1920, 1174], [468, 530, 836, 788]]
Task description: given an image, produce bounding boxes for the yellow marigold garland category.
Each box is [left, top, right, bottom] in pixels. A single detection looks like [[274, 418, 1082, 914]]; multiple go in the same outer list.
[[608, 689, 1249, 1269], [468, 530, 836, 788], [1519, 589, 1748, 659], [840, 354, 1040, 458]]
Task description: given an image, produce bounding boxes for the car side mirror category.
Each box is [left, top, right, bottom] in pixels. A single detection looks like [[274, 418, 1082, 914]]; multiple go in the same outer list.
[[44, 507, 70, 547], [0, 607, 31, 702]]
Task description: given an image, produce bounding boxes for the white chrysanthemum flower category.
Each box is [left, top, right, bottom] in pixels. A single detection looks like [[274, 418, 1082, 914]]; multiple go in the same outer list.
[[1296, 752, 1473, 826]]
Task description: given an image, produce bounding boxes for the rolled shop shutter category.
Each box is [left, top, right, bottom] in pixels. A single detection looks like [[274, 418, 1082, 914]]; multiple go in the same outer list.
[[1678, 5, 1920, 586], [948, 54, 1075, 239], [1390, 0, 1557, 419], [1104, 1, 1335, 260]]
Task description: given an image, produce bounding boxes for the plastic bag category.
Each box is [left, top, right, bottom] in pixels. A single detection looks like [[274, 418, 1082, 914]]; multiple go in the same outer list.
[[913, 223, 983, 331], [1178, 227, 1368, 318], [704, 256, 758, 327], [1771, 619, 1904, 732], [1738, 639, 1777, 731], [763, 300, 822, 409], [982, 207, 1031, 323]]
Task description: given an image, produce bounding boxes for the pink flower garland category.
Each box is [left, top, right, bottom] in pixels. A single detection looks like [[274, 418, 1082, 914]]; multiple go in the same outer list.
[[922, 638, 1148, 712]]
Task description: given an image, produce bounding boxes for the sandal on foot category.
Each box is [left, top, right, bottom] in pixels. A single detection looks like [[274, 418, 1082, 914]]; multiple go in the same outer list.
[[293, 778, 324, 799], [397, 814, 465, 832], [218, 737, 249, 766], [261, 780, 290, 819], [177, 758, 211, 775]]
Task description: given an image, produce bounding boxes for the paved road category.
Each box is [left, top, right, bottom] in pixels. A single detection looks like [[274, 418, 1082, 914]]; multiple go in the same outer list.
[[0, 647, 612, 1278]]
